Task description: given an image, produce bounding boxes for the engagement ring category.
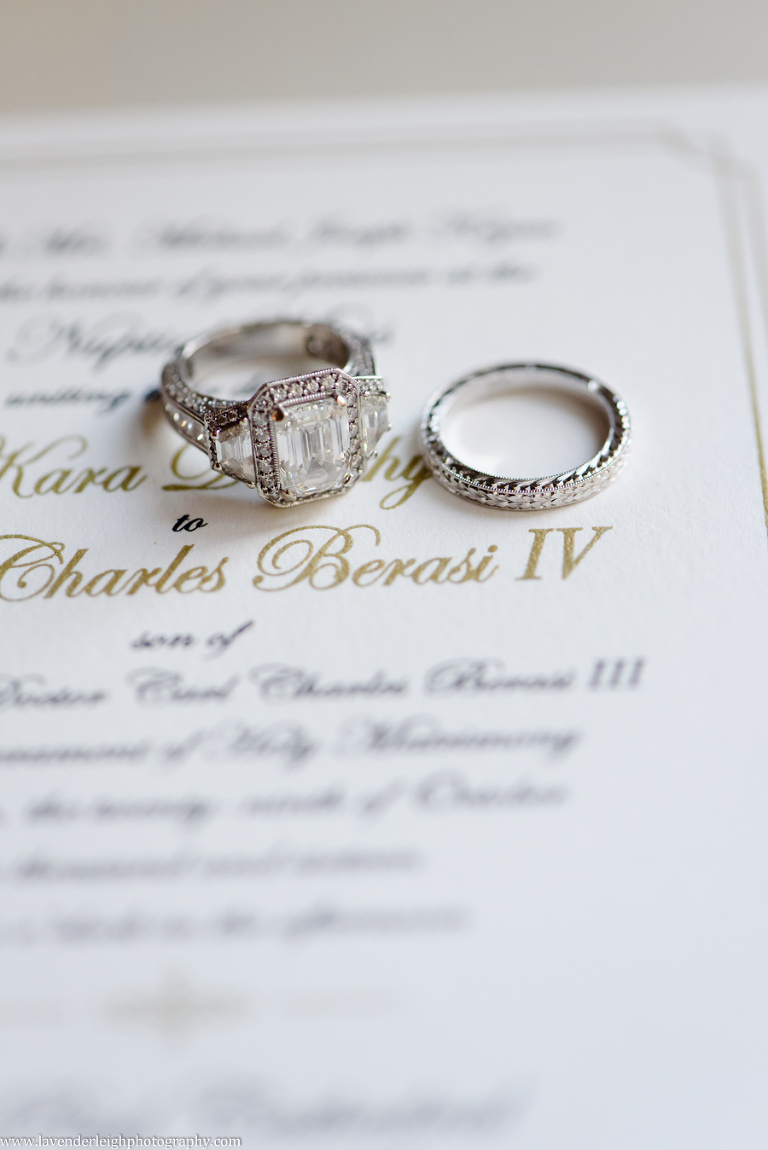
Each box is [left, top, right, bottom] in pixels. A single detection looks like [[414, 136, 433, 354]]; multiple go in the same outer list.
[[160, 319, 389, 506]]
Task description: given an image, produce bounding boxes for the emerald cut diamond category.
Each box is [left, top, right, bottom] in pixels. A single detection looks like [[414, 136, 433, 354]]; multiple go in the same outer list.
[[273, 396, 351, 497]]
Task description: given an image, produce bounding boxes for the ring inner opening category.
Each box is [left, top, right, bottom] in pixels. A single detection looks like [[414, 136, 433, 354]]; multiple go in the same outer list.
[[441, 383, 610, 479], [185, 323, 350, 400]]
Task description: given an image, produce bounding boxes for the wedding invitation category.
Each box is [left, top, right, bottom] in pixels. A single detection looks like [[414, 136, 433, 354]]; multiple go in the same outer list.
[[2, 90, 768, 1147]]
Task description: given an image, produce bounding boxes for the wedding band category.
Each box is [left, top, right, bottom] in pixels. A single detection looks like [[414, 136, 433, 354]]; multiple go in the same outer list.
[[420, 363, 630, 510], [160, 319, 389, 506]]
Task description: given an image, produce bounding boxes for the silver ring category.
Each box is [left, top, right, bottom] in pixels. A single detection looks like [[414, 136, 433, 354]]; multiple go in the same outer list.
[[420, 362, 631, 511], [160, 319, 390, 506]]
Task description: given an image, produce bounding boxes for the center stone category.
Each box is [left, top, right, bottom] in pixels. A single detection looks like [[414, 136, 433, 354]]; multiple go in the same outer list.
[[273, 397, 350, 497]]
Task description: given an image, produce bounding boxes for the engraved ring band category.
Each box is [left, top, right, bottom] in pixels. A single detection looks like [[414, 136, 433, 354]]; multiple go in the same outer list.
[[160, 319, 390, 507], [420, 363, 631, 510]]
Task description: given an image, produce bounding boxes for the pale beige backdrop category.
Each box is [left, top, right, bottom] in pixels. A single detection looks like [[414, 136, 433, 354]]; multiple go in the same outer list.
[[1, 0, 768, 115]]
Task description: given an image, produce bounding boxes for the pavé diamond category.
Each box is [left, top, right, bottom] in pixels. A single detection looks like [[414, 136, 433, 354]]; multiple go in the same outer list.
[[274, 397, 350, 497], [360, 393, 389, 457]]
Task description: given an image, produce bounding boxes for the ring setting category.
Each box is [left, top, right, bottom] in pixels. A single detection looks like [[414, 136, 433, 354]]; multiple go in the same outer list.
[[420, 362, 630, 510], [160, 320, 389, 506]]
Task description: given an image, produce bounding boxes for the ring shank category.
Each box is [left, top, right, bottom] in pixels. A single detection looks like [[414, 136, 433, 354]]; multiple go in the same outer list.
[[435, 365, 612, 429], [182, 321, 355, 385]]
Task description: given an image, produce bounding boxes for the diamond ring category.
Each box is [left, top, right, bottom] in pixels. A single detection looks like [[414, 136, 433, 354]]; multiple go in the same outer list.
[[160, 319, 390, 506], [420, 362, 630, 510]]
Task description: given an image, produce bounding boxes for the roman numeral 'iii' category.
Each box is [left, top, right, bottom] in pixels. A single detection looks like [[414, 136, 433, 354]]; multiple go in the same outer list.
[[517, 527, 613, 580]]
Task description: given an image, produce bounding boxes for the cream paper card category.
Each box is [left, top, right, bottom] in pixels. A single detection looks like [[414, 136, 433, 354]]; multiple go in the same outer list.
[[1, 94, 768, 1147]]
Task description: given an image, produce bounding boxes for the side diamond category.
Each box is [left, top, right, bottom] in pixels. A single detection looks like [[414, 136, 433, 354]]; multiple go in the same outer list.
[[213, 420, 255, 483], [360, 393, 389, 457]]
